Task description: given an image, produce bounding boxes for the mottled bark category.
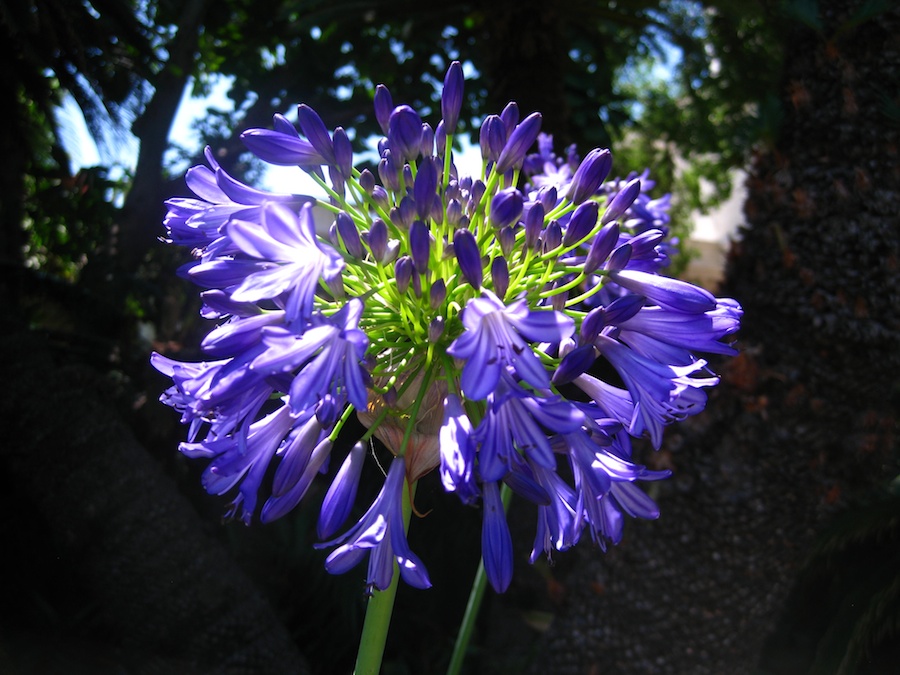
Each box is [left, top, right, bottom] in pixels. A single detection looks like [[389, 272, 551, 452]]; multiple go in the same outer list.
[[481, 1, 900, 673]]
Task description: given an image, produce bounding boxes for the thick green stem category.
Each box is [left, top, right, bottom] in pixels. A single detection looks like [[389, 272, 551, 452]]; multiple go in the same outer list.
[[354, 479, 415, 675], [445, 559, 488, 675], [446, 483, 512, 675]]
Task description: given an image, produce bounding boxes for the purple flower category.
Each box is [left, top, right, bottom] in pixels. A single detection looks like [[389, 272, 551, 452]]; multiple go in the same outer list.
[[447, 290, 574, 400], [474, 373, 584, 480], [155, 59, 743, 593], [163, 147, 309, 250], [481, 481, 513, 593], [251, 299, 370, 414], [438, 394, 479, 504], [617, 300, 743, 364], [260, 421, 334, 523], [151, 348, 274, 442], [241, 115, 328, 167], [594, 334, 718, 448], [297, 104, 337, 167], [178, 403, 295, 524], [318, 456, 431, 591], [609, 269, 717, 314], [563, 428, 668, 547], [318, 441, 367, 539], [225, 202, 345, 323], [528, 461, 580, 563]]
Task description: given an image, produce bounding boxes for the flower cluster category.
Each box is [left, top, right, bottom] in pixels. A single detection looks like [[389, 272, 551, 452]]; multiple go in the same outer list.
[[153, 62, 741, 594]]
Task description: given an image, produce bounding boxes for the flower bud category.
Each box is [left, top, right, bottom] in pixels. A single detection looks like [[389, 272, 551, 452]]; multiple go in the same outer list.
[[297, 104, 336, 166], [420, 123, 435, 157], [317, 441, 366, 540], [496, 112, 542, 174], [479, 115, 506, 164], [414, 156, 438, 220], [446, 198, 462, 226], [395, 255, 413, 294], [562, 201, 599, 247], [371, 185, 389, 211], [316, 394, 338, 427], [498, 226, 517, 258], [537, 185, 558, 213], [428, 316, 445, 343], [606, 243, 632, 271], [409, 220, 431, 272], [272, 113, 297, 136], [603, 294, 645, 325], [435, 120, 447, 157], [566, 148, 612, 204], [490, 187, 524, 230], [327, 221, 339, 248], [388, 105, 423, 164], [374, 84, 393, 135], [328, 170, 345, 198], [429, 278, 446, 309], [542, 221, 562, 253], [500, 101, 519, 136], [491, 256, 509, 301], [336, 211, 363, 258], [240, 127, 325, 167], [378, 151, 401, 193], [397, 196, 416, 229], [601, 178, 641, 225], [524, 203, 544, 250], [583, 223, 620, 274], [468, 180, 486, 213], [333, 126, 353, 179], [454, 228, 482, 289], [551, 344, 597, 385], [325, 275, 344, 299], [609, 269, 716, 313], [359, 168, 376, 193], [442, 60, 464, 134], [410, 267, 422, 297], [367, 218, 388, 262]]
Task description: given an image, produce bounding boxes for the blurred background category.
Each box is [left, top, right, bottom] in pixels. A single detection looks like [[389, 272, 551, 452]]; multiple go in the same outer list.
[[0, 1, 897, 673]]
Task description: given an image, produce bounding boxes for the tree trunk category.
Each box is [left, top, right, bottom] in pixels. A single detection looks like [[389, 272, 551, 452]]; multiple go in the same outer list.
[[0, 323, 309, 674], [481, 1, 900, 673], [116, 0, 213, 271]]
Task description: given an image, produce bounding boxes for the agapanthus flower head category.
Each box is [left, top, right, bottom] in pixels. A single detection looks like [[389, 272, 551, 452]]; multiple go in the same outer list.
[[154, 60, 741, 594]]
